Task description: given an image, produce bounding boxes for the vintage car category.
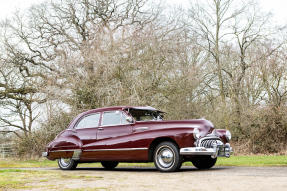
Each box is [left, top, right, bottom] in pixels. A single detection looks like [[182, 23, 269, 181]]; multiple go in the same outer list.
[[42, 106, 232, 172]]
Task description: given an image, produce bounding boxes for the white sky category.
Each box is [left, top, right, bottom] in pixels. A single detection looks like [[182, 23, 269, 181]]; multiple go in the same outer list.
[[0, 0, 286, 25]]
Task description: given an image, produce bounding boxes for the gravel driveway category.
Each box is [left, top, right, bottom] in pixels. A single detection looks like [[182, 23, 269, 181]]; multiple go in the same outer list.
[[5, 166, 287, 191]]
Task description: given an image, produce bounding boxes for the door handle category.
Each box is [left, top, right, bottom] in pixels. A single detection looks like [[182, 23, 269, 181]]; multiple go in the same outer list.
[[98, 127, 104, 130], [134, 127, 149, 131]]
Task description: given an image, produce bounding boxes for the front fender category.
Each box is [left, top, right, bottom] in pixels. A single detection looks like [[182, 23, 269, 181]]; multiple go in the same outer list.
[[213, 129, 230, 143]]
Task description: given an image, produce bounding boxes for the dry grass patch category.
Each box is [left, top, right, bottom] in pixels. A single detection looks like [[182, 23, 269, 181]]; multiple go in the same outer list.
[[0, 169, 105, 190]]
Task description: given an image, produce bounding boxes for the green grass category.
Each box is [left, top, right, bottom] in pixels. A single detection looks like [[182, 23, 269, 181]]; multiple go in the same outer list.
[[0, 167, 106, 190], [0, 159, 56, 168], [0, 155, 286, 169], [0, 169, 41, 190]]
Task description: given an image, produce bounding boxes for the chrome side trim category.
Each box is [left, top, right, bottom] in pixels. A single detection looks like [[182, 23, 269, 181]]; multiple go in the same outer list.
[[50, 149, 81, 152], [84, 148, 148, 152]]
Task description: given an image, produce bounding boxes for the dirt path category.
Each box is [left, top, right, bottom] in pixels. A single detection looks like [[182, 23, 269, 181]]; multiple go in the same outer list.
[[5, 166, 287, 191]]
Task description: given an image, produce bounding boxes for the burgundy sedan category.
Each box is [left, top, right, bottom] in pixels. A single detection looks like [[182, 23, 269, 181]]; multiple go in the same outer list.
[[43, 106, 232, 172]]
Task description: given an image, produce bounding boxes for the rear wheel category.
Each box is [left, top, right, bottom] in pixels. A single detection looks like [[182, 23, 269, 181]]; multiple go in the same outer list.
[[191, 156, 217, 169], [153, 141, 182, 172], [58, 158, 78, 170], [101, 161, 119, 170]]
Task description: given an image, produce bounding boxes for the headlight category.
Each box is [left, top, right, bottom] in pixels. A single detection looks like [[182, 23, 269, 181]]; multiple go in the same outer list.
[[226, 130, 231, 141], [193, 128, 200, 139]]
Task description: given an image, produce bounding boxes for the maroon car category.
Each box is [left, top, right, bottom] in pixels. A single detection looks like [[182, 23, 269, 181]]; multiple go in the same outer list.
[[42, 106, 232, 172]]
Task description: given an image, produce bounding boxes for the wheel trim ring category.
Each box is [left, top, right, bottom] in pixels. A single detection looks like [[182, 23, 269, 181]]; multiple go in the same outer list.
[[155, 145, 176, 170], [60, 158, 72, 167]]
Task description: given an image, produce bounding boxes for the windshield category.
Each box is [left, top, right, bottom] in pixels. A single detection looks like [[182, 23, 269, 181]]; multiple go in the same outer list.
[[127, 109, 163, 121]]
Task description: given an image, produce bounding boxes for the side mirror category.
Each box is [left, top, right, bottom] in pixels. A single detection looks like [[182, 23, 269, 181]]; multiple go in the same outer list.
[[126, 116, 134, 123]]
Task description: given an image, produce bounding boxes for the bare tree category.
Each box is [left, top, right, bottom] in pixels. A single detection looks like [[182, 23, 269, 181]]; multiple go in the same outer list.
[[226, 2, 274, 133], [0, 59, 44, 138], [188, 0, 246, 103]]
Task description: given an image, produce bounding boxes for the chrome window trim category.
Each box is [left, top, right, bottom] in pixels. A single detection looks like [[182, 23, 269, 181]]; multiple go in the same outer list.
[[99, 123, 131, 128]]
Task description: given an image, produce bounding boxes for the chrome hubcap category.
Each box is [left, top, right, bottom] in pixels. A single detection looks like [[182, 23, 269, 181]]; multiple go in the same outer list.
[[60, 158, 71, 167], [157, 147, 174, 168]]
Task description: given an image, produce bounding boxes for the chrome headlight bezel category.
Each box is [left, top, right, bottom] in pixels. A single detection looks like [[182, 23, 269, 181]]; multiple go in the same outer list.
[[193, 128, 200, 139], [225, 130, 231, 141]]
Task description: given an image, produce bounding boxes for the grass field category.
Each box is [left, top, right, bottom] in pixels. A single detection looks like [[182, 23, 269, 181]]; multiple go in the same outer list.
[[0, 155, 286, 168]]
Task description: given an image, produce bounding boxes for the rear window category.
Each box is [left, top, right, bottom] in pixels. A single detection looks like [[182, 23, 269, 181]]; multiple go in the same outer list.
[[75, 113, 100, 129]]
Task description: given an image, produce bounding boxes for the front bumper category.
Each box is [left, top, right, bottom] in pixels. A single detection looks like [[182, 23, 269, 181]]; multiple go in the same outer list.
[[180, 142, 233, 158]]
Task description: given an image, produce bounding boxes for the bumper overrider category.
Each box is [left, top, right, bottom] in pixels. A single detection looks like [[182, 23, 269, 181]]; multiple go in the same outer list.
[[180, 139, 233, 158], [42, 152, 48, 157]]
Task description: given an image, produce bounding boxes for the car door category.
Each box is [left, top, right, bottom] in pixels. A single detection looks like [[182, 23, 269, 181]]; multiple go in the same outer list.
[[83, 110, 148, 161], [97, 110, 132, 141], [74, 113, 100, 146]]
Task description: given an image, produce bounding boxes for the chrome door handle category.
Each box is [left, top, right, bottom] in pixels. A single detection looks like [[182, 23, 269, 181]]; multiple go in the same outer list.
[[134, 127, 149, 131], [98, 127, 104, 130]]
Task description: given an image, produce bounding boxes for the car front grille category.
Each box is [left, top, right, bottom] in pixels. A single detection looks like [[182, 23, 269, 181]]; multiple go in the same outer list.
[[200, 139, 218, 148], [199, 137, 223, 148]]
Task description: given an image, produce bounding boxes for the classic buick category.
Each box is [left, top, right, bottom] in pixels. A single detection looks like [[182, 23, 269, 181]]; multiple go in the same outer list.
[[43, 106, 232, 172]]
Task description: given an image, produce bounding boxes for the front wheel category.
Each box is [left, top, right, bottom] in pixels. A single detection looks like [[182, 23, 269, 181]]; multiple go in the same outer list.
[[191, 156, 217, 169], [153, 141, 182, 172], [101, 161, 119, 170], [58, 158, 78, 170]]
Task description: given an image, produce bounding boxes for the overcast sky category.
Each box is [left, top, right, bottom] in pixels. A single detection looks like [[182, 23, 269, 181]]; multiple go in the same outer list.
[[0, 0, 286, 25]]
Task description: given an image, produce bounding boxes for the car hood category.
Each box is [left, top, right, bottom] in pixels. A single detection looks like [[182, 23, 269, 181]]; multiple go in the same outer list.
[[134, 119, 214, 133]]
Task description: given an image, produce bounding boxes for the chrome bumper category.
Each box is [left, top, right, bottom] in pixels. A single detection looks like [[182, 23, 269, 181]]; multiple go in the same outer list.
[[42, 152, 48, 157], [180, 143, 233, 158]]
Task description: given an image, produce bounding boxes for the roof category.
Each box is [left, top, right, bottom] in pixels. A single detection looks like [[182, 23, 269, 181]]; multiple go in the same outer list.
[[84, 106, 163, 114], [126, 106, 158, 111]]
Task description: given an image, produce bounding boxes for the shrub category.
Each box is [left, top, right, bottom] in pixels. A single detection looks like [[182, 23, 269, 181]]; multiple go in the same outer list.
[[238, 106, 287, 153], [14, 111, 76, 158]]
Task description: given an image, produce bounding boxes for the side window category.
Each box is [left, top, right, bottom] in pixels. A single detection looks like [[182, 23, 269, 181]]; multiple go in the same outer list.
[[102, 111, 129, 126], [75, 113, 100, 129]]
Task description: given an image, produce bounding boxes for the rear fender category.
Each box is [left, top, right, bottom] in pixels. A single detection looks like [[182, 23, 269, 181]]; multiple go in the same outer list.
[[47, 130, 82, 160]]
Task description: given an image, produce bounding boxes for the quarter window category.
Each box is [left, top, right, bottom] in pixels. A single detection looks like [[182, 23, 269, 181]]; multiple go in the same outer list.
[[75, 113, 100, 129]]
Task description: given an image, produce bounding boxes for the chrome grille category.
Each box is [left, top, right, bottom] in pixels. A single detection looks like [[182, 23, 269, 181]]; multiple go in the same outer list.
[[197, 136, 223, 148], [200, 139, 218, 148]]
